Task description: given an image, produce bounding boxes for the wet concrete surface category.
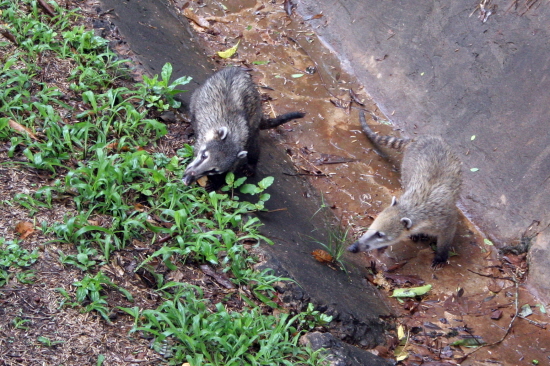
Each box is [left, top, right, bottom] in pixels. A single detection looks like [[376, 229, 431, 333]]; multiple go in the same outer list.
[[295, 0, 550, 251], [95, 0, 550, 364]]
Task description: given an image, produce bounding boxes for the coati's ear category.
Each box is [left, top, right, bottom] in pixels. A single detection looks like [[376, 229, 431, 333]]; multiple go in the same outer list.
[[391, 196, 398, 206], [237, 151, 248, 159], [217, 127, 228, 140], [401, 217, 413, 230]]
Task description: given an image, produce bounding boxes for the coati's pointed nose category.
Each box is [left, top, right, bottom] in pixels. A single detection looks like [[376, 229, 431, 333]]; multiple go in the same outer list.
[[347, 242, 359, 253], [182, 173, 195, 186]]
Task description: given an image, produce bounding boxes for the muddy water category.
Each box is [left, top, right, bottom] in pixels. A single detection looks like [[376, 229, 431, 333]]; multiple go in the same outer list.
[[170, 0, 550, 364]]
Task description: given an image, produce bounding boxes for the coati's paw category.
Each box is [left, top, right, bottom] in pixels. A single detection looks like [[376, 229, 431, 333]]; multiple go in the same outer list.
[[431, 253, 449, 268]]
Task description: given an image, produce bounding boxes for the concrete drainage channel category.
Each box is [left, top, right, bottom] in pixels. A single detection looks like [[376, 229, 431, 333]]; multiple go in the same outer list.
[[95, 0, 394, 364]]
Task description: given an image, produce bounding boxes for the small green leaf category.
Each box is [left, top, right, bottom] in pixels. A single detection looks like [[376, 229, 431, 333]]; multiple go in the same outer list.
[[483, 238, 493, 246], [391, 284, 432, 298], [470, 168, 479, 172], [252, 60, 269, 65], [240, 184, 258, 195], [258, 176, 274, 190], [291, 73, 304, 78], [471, 135, 476, 141], [519, 304, 533, 317], [451, 337, 485, 347], [536, 304, 546, 314]]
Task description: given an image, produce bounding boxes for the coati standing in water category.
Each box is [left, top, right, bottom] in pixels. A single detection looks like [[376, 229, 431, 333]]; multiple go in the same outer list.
[[182, 67, 305, 189], [347, 111, 462, 267]]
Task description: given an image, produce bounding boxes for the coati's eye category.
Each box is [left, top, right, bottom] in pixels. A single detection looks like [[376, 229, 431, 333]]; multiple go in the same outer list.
[[201, 152, 208, 160], [376, 232, 385, 238]]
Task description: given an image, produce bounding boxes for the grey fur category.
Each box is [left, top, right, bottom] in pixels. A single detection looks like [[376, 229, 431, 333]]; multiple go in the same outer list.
[[182, 67, 305, 187], [348, 111, 462, 267]]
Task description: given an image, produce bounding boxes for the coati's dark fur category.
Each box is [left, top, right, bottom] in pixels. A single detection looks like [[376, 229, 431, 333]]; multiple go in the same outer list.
[[348, 111, 462, 267], [182, 67, 305, 189]]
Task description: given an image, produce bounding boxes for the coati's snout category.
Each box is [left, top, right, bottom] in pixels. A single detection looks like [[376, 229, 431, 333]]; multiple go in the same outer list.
[[347, 242, 359, 253], [182, 170, 196, 186]]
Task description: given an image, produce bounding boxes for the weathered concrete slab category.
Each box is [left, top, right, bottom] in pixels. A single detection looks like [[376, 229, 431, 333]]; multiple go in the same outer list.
[[97, 0, 393, 356], [296, 0, 550, 247], [99, 0, 217, 106]]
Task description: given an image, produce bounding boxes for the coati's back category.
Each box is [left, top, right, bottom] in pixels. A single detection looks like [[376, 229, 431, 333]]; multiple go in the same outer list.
[[183, 67, 262, 186], [349, 111, 462, 267], [190, 67, 262, 149], [183, 67, 305, 188]]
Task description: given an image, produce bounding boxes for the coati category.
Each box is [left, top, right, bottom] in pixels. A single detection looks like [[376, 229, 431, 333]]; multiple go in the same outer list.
[[182, 67, 305, 189], [347, 111, 462, 267]]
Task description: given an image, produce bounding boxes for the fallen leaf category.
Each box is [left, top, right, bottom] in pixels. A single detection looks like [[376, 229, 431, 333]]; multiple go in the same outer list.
[[197, 176, 208, 187], [38, 0, 55, 17], [491, 309, 502, 320], [291, 73, 304, 78], [217, 40, 240, 59], [471, 135, 476, 140], [311, 249, 333, 263], [451, 336, 485, 347], [519, 304, 533, 317], [0, 28, 18, 45], [483, 238, 493, 245], [200, 264, 235, 289], [134, 203, 147, 212], [384, 273, 425, 286], [15, 221, 34, 239], [470, 168, 479, 172], [9, 119, 39, 140], [313, 153, 355, 165], [391, 284, 432, 298], [183, 8, 210, 28]]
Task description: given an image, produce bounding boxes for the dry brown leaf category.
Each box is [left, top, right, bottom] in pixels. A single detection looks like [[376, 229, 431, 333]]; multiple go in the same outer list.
[[197, 176, 208, 187], [183, 8, 210, 28], [311, 249, 333, 263], [15, 221, 35, 239], [134, 203, 147, 212], [9, 119, 39, 141]]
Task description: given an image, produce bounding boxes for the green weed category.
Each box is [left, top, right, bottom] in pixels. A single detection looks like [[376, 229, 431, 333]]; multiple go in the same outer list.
[[0, 239, 40, 286], [121, 283, 325, 365], [73, 271, 133, 322]]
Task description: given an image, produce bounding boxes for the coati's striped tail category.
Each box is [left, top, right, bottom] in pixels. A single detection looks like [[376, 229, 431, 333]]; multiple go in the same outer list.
[[260, 111, 305, 130], [359, 111, 409, 150]]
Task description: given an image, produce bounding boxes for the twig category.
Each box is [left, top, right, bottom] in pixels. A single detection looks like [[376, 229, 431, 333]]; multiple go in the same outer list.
[[0, 28, 18, 45], [459, 279, 520, 362], [467, 268, 514, 281], [266, 208, 288, 213], [282, 172, 328, 177], [38, 0, 56, 17], [156, 233, 177, 245], [518, 316, 547, 329]]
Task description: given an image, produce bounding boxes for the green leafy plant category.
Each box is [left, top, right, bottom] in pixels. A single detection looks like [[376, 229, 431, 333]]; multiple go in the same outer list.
[[139, 63, 191, 110], [0, 239, 40, 286], [120, 283, 324, 365], [73, 271, 133, 322], [37, 336, 64, 347]]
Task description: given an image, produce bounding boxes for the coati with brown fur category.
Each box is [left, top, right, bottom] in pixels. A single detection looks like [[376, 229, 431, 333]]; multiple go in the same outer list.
[[347, 111, 462, 267], [182, 67, 305, 189]]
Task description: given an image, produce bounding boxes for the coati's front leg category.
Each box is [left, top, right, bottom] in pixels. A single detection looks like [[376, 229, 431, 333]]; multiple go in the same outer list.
[[240, 136, 260, 177], [432, 225, 457, 268], [204, 174, 226, 192]]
